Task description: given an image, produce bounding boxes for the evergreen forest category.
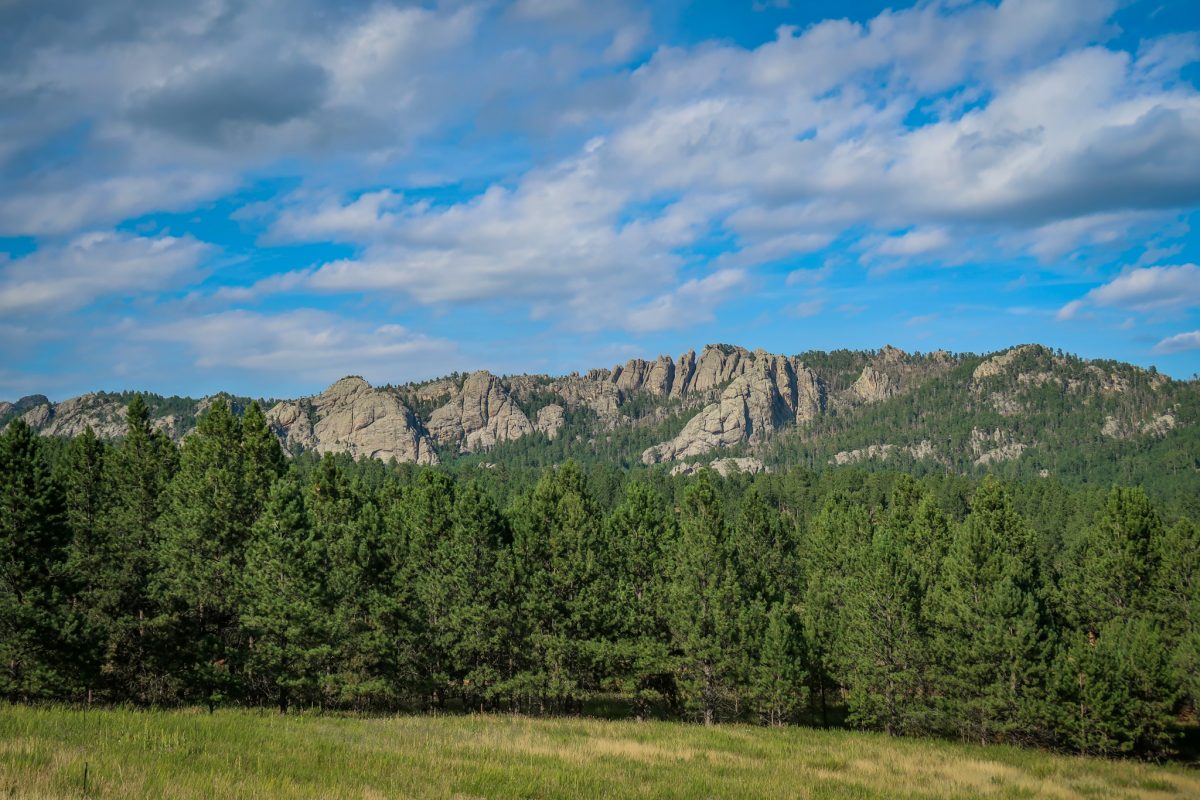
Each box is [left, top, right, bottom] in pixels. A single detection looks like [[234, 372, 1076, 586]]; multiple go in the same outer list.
[[2, 396, 1198, 761]]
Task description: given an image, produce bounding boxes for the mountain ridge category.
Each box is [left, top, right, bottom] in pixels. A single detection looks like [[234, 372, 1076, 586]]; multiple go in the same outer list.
[[4, 343, 1195, 495]]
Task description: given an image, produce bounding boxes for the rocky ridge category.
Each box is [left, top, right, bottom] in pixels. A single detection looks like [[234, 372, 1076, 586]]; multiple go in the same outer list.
[[8, 344, 1191, 472]]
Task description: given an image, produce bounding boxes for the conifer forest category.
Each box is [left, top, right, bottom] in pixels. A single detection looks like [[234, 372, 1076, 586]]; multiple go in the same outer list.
[[3, 396, 1196, 761]]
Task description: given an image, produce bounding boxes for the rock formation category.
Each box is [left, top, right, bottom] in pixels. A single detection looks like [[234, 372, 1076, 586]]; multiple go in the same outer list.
[[969, 427, 1027, 466], [670, 457, 766, 477], [13, 342, 1184, 473], [1103, 412, 1177, 440], [535, 404, 566, 439], [267, 376, 437, 464], [427, 371, 533, 452], [972, 345, 1038, 381], [21, 394, 129, 438], [642, 352, 826, 463], [612, 355, 675, 397], [831, 440, 935, 466], [850, 365, 897, 404]]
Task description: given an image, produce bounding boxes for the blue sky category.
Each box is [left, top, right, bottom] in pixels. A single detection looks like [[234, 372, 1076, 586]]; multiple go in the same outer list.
[[2, 0, 1199, 400]]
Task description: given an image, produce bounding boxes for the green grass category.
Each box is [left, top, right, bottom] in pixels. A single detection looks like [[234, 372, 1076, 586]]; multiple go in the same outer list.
[[2, 706, 1198, 799]]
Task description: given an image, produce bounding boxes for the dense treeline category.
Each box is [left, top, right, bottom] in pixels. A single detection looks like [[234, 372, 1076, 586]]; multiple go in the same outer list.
[[2, 398, 1197, 760]]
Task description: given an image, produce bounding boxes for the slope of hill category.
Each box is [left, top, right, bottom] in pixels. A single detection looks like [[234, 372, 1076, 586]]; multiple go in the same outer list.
[[5, 343, 1196, 502]]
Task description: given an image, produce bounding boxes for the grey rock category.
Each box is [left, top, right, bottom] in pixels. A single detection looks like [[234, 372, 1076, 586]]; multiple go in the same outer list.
[[850, 365, 897, 404], [267, 376, 437, 464], [670, 457, 767, 477], [643, 352, 826, 463], [535, 404, 566, 439], [671, 350, 696, 398], [428, 371, 533, 452]]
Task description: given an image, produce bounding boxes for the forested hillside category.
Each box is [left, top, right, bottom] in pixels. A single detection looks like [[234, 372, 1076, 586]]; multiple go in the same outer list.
[[6, 344, 1195, 512], [2, 397, 1197, 760]]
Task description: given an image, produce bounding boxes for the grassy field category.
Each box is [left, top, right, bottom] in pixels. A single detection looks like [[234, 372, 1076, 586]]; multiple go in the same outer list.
[[2, 706, 1198, 800]]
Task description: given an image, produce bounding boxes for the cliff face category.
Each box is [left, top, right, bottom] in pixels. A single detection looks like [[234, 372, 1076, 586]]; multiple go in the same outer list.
[[10, 343, 1190, 471], [266, 376, 438, 465], [642, 352, 828, 463], [427, 371, 533, 452]]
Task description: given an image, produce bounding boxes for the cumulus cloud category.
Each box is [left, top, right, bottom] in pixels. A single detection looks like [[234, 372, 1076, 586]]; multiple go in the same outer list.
[[785, 264, 833, 286], [1058, 264, 1200, 320], [301, 145, 711, 325], [0, 231, 211, 315], [0, 0, 638, 234], [262, 0, 1200, 330], [150, 308, 462, 385], [625, 269, 747, 333], [127, 58, 331, 146], [1154, 330, 1200, 354], [3, 0, 1200, 364], [792, 297, 825, 318], [0, 172, 234, 236]]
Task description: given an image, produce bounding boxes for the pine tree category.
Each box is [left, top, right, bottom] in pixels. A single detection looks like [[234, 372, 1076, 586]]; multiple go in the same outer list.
[[154, 399, 249, 709], [241, 401, 285, 522], [59, 427, 109, 700], [400, 469, 458, 706], [668, 470, 739, 724], [440, 481, 507, 709], [506, 462, 605, 713], [839, 525, 930, 735], [319, 457, 410, 709], [838, 483, 945, 736], [1061, 487, 1163, 637], [61, 427, 107, 551], [606, 481, 675, 719], [0, 420, 71, 699], [801, 495, 872, 727], [730, 484, 796, 604], [750, 602, 807, 726], [100, 397, 177, 702], [931, 477, 1050, 745], [1053, 614, 1179, 757], [1158, 520, 1200, 714], [240, 477, 331, 713]]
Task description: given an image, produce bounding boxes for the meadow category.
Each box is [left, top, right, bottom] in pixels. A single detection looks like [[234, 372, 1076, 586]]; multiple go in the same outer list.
[[2, 706, 1198, 800]]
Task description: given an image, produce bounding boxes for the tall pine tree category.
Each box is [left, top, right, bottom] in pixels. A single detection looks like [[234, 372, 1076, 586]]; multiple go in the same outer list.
[[931, 477, 1050, 745]]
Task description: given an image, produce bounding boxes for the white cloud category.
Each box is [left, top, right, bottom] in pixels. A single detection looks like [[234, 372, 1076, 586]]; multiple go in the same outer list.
[[1055, 299, 1088, 321], [150, 308, 461, 384], [1087, 264, 1200, 311], [793, 297, 825, 318], [785, 263, 833, 286], [1154, 330, 1200, 354], [267, 190, 407, 244], [264, 0, 1200, 330], [875, 228, 951, 257], [299, 145, 719, 327], [624, 269, 747, 333], [5, 0, 1199, 353], [0, 231, 212, 315], [1060, 264, 1200, 320], [0, 172, 234, 236]]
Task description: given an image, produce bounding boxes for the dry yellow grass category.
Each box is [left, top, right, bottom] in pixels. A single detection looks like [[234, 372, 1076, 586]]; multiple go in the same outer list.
[[0, 705, 1196, 799]]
